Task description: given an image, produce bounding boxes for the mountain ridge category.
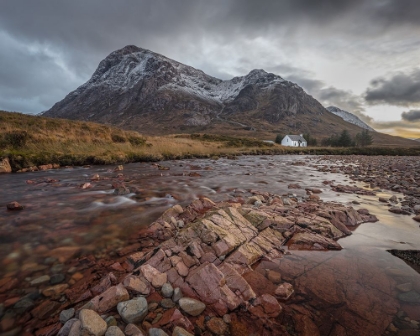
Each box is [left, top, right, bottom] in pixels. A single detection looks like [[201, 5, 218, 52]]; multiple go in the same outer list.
[[44, 45, 418, 147], [326, 106, 375, 131]]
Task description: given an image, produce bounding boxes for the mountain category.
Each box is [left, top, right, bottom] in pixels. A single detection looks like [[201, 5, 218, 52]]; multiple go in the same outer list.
[[44, 45, 418, 146], [326, 106, 375, 131]]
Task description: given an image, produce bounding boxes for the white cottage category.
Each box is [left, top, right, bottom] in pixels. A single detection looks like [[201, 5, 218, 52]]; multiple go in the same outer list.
[[281, 134, 307, 147]]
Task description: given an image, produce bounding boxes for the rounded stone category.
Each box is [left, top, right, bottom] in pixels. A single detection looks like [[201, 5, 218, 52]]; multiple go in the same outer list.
[[79, 309, 107, 336], [59, 307, 75, 323], [105, 326, 125, 336], [50, 273, 66, 285], [148, 328, 169, 336], [172, 288, 182, 303], [160, 298, 175, 309], [161, 283, 174, 298], [117, 297, 148, 324], [178, 297, 206, 316], [30, 275, 50, 286], [172, 326, 194, 336]]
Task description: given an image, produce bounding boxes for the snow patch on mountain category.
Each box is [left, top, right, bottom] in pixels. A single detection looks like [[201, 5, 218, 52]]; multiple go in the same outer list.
[[326, 106, 375, 131]]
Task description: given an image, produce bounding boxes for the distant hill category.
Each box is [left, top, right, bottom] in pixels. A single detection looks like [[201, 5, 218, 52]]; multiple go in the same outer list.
[[43, 45, 418, 147], [326, 106, 375, 131]]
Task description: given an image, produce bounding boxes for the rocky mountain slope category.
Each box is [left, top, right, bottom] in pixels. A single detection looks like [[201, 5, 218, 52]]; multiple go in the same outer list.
[[44, 46, 418, 146], [326, 106, 375, 131]]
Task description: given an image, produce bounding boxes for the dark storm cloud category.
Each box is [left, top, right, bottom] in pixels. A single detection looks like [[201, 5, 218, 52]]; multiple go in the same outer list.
[[1, 0, 420, 113], [365, 69, 420, 106], [401, 109, 420, 122]]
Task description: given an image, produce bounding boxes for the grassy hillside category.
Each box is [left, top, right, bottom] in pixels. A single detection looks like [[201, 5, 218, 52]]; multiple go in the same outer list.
[[1, 111, 420, 171]]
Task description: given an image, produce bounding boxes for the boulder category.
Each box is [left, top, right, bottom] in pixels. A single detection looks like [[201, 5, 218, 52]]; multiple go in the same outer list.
[[6, 201, 23, 211], [117, 297, 148, 324], [178, 298, 206, 316], [79, 309, 107, 336]]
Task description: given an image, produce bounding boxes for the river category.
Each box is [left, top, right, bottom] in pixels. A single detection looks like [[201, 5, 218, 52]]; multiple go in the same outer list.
[[0, 155, 419, 335]]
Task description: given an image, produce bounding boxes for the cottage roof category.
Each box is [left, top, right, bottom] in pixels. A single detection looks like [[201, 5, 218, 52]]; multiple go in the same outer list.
[[286, 135, 306, 142]]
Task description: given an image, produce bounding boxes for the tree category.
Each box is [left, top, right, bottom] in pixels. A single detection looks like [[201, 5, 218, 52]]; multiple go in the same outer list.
[[355, 129, 373, 147], [275, 134, 284, 144], [321, 130, 354, 147], [337, 130, 353, 147], [303, 133, 318, 146]]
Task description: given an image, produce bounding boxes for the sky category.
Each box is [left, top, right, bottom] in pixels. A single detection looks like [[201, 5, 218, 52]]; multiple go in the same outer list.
[[1, 0, 420, 138]]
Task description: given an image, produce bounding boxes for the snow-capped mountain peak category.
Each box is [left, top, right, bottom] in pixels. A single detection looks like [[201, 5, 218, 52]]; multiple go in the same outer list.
[[326, 106, 375, 131]]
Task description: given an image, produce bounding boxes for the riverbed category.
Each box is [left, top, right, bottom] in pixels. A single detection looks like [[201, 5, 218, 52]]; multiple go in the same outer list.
[[1, 155, 419, 335]]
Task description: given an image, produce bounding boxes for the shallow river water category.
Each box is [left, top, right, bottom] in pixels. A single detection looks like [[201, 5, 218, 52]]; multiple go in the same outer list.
[[1, 155, 419, 335]]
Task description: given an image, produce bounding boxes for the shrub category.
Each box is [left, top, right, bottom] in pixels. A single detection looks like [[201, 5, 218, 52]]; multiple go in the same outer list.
[[128, 136, 146, 146], [111, 134, 126, 143], [4, 131, 30, 148]]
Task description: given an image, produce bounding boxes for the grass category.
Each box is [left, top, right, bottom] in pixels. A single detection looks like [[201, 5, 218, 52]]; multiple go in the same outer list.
[[1, 111, 420, 172]]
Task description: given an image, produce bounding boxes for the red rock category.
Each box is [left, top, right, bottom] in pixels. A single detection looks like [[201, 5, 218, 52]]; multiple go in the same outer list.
[[294, 314, 320, 336], [6, 201, 24, 210], [42, 284, 69, 299], [287, 232, 342, 250], [35, 322, 62, 336], [123, 275, 151, 295], [90, 284, 129, 313], [127, 251, 146, 267], [46, 246, 81, 263], [249, 294, 282, 318], [155, 308, 193, 332], [413, 215, 420, 222], [274, 283, 294, 300], [140, 264, 167, 288], [206, 317, 229, 335], [110, 262, 125, 272], [31, 300, 61, 320], [186, 262, 241, 315]]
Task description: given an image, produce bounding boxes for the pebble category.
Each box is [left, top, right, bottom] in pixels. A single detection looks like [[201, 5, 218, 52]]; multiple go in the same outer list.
[[50, 273, 66, 285], [30, 275, 51, 286], [398, 291, 420, 303], [105, 316, 118, 327], [6, 201, 24, 210], [161, 283, 174, 298], [51, 264, 65, 274], [172, 287, 182, 303], [13, 298, 34, 314], [396, 282, 413, 293], [178, 297, 206, 316], [57, 318, 79, 336], [172, 326, 193, 336], [148, 328, 169, 336], [160, 298, 175, 309], [59, 307, 75, 323], [223, 314, 231, 324], [105, 326, 125, 336], [125, 324, 144, 336], [148, 302, 158, 311], [117, 297, 148, 324], [79, 309, 107, 336]]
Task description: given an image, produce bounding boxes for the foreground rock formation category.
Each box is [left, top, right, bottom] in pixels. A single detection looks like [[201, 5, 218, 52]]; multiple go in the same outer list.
[[30, 189, 378, 336]]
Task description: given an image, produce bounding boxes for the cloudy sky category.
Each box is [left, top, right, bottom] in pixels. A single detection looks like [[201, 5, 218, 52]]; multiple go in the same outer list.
[[1, 0, 420, 138]]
